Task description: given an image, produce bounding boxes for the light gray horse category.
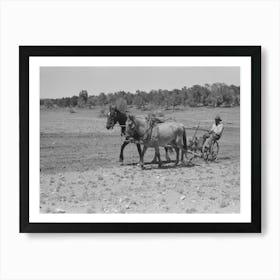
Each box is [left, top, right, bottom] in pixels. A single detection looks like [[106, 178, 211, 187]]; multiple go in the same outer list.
[[126, 115, 187, 169]]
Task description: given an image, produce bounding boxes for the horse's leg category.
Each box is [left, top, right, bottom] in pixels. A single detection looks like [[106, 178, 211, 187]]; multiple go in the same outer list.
[[136, 143, 142, 163], [140, 146, 148, 169], [151, 151, 157, 163], [119, 141, 129, 163], [174, 147, 180, 166], [181, 148, 186, 163], [165, 147, 171, 162], [155, 146, 162, 168]]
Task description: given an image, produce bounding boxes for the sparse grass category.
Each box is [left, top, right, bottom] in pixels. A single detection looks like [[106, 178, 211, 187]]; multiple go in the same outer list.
[[86, 207, 96, 213], [69, 107, 77, 113], [185, 208, 197, 213], [220, 201, 230, 208], [97, 175, 104, 181], [98, 108, 107, 118]]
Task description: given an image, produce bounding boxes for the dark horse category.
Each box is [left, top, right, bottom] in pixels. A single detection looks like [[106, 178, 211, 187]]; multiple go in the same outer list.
[[106, 106, 171, 163]]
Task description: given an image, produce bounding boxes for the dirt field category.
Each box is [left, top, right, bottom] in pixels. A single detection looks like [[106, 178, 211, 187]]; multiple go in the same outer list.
[[40, 106, 240, 213]]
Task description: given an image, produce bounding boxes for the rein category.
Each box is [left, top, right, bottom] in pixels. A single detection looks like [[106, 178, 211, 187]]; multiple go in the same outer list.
[[117, 124, 126, 128], [143, 121, 154, 141]]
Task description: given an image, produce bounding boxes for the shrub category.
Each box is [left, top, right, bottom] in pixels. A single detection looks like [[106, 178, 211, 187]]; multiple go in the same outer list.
[[99, 108, 107, 118], [154, 110, 165, 117], [69, 107, 76, 113], [116, 97, 127, 113], [44, 99, 54, 109]]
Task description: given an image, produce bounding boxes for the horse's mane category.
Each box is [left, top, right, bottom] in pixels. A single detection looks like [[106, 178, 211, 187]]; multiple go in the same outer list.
[[112, 106, 129, 118]]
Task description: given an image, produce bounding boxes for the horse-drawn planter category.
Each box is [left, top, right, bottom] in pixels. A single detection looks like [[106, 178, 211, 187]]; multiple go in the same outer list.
[[184, 125, 220, 163], [106, 106, 220, 168]]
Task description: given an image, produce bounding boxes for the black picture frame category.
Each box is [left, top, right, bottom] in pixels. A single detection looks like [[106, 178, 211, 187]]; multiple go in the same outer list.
[[20, 46, 261, 233]]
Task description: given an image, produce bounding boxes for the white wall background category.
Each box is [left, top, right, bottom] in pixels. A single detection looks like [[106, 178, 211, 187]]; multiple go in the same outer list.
[[0, 0, 279, 279]]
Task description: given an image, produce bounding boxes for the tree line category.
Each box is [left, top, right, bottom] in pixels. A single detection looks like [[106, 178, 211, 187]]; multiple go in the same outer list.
[[40, 83, 240, 110]]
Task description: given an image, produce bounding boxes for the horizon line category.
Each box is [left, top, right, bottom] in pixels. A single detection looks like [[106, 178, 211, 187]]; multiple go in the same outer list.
[[40, 82, 240, 99]]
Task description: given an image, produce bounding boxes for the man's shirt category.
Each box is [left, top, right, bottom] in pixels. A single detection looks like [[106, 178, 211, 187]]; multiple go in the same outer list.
[[210, 122, 224, 136]]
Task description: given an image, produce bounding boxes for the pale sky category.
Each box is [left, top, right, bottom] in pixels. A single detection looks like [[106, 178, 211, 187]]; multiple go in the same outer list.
[[40, 67, 240, 98]]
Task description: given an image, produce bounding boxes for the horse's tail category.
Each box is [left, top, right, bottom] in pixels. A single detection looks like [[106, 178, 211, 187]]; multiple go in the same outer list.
[[183, 128, 187, 151]]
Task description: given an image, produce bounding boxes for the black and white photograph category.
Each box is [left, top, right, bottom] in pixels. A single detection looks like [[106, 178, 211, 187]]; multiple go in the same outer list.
[[20, 46, 260, 232], [40, 66, 240, 215]]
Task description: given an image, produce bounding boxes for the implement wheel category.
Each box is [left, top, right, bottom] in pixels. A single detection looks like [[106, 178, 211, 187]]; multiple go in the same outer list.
[[203, 141, 219, 162], [210, 141, 219, 161], [202, 147, 209, 161]]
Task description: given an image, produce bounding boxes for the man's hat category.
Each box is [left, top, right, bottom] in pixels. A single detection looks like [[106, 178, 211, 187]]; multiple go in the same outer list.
[[215, 115, 222, 121]]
